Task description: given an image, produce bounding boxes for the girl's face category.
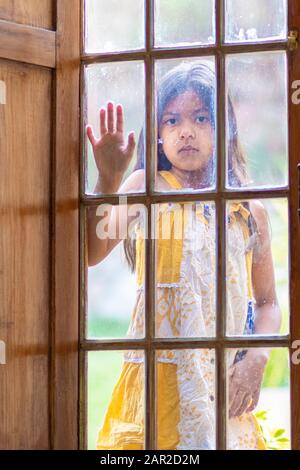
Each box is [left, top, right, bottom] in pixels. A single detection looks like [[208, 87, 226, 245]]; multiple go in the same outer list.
[[159, 89, 214, 172]]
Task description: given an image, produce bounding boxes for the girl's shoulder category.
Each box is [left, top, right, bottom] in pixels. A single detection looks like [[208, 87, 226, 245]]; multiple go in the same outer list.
[[156, 171, 177, 190], [118, 169, 145, 193], [248, 199, 269, 231], [248, 199, 271, 258], [119, 169, 176, 193]]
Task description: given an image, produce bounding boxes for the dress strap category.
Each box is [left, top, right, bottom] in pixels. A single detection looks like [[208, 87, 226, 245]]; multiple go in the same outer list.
[[159, 170, 183, 189], [158, 172, 253, 299], [229, 202, 253, 300], [229, 202, 250, 223]]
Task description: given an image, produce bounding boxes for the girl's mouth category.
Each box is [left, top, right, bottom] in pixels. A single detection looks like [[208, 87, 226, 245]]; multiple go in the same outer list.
[[179, 145, 199, 153]]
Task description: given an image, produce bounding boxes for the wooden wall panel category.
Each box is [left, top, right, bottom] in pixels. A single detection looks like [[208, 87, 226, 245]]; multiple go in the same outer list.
[[0, 20, 56, 68], [0, 59, 52, 449], [0, 0, 54, 30]]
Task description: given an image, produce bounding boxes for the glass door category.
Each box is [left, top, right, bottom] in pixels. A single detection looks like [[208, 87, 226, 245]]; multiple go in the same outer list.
[[80, 0, 300, 450]]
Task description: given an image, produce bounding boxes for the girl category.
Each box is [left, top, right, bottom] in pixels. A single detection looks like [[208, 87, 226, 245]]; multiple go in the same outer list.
[[86, 61, 281, 450]]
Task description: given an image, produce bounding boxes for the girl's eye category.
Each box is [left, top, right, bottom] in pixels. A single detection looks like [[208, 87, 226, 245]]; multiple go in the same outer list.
[[165, 118, 177, 125], [195, 115, 209, 124]]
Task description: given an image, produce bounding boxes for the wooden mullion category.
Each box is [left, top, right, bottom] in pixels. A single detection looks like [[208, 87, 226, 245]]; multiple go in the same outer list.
[[79, 349, 87, 450], [80, 41, 288, 65], [81, 0, 86, 57], [215, 0, 227, 450], [79, 0, 88, 450], [144, 0, 156, 451], [81, 188, 290, 207], [79, 203, 88, 449], [81, 337, 290, 351]]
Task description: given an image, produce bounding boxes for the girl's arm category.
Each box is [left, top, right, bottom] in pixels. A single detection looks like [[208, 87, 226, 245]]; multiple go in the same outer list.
[[86, 102, 143, 267], [248, 199, 282, 361], [87, 169, 145, 266], [228, 200, 282, 418]]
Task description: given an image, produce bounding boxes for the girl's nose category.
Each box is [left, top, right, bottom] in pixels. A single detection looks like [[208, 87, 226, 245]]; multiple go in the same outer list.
[[179, 122, 195, 140]]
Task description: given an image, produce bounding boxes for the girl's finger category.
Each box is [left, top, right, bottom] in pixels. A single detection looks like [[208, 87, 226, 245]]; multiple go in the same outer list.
[[86, 125, 97, 147], [100, 108, 107, 136], [125, 131, 136, 158], [235, 393, 252, 418], [247, 389, 260, 413], [228, 365, 235, 379], [116, 104, 124, 134], [107, 102, 114, 133], [228, 373, 237, 405], [228, 384, 238, 417], [229, 390, 244, 419]]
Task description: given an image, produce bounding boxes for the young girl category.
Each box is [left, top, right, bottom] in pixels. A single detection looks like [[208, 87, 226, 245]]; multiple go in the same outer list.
[[86, 61, 281, 450]]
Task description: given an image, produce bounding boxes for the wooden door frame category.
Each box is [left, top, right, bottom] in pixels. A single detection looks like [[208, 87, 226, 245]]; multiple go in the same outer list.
[[77, 0, 300, 450], [288, 0, 300, 452], [50, 0, 300, 450], [76, 0, 300, 450], [52, 0, 80, 449]]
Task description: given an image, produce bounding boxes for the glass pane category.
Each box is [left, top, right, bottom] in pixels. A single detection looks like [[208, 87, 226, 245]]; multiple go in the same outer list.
[[226, 52, 288, 189], [155, 58, 217, 192], [226, 348, 290, 450], [225, 0, 287, 43], [154, 0, 215, 47], [154, 201, 216, 338], [87, 204, 147, 339], [156, 349, 216, 449], [84, 61, 145, 194], [226, 199, 289, 336], [85, 0, 145, 53], [89, 351, 145, 450]]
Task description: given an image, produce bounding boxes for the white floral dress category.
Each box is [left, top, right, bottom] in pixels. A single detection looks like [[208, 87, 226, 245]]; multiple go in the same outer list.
[[96, 170, 266, 450]]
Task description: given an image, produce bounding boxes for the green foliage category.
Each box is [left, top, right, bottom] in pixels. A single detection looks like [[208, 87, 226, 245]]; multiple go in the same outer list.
[[262, 348, 289, 388], [88, 316, 129, 339], [254, 410, 290, 450], [88, 351, 124, 450]]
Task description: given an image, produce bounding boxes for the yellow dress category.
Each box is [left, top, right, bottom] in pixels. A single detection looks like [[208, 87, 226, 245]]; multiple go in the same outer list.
[[96, 170, 267, 450]]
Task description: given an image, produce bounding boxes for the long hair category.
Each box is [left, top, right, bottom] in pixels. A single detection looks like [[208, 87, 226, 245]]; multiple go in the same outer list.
[[123, 60, 256, 272]]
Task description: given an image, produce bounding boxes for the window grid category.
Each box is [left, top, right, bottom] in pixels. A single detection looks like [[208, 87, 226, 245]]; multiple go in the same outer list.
[[79, 0, 291, 450]]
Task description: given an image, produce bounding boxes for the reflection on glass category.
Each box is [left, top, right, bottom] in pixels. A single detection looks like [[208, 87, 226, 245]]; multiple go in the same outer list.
[[226, 199, 289, 337], [154, 0, 215, 47], [226, 348, 290, 450], [156, 349, 216, 449], [226, 51, 288, 189], [85, 0, 145, 53], [153, 201, 216, 338], [84, 61, 145, 194], [225, 0, 287, 43], [89, 351, 145, 450], [155, 58, 216, 192], [87, 204, 146, 339]]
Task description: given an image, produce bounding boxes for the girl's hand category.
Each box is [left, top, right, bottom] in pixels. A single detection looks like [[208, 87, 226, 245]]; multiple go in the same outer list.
[[86, 102, 136, 192], [228, 349, 268, 419]]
